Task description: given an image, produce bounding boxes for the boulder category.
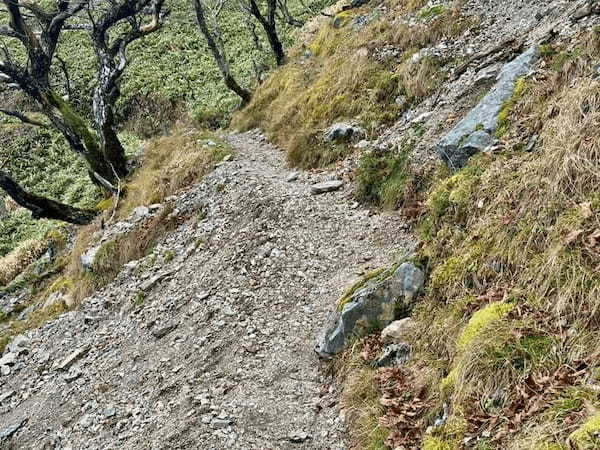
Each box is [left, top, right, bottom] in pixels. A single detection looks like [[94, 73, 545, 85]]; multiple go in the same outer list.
[[316, 262, 424, 357], [436, 46, 539, 168], [310, 180, 344, 195], [324, 123, 365, 143]]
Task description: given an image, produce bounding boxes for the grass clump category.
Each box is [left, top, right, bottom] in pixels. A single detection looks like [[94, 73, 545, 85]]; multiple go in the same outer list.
[[357, 148, 411, 209], [336, 341, 389, 450], [118, 130, 231, 217], [420, 5, 446, 20], [0, 239, 48, 287]]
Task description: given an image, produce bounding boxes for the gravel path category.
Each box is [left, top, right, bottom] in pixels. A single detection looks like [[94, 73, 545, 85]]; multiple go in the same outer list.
[[0, 130, 413, 450]]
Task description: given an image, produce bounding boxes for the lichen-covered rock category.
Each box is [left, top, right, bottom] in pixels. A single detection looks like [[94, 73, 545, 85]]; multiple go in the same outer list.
[[436, 46, 539, 168], [324, 122, 365, 143], [316, 262, 424, 357]]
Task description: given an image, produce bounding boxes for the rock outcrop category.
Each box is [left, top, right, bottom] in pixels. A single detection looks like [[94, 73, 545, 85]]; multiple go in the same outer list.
[[316, 262, 424, 357], [436, 46, 539, 168]]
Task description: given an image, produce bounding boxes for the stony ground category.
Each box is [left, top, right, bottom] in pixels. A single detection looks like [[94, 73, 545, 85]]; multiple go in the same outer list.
[[0, 130, 413, 450]]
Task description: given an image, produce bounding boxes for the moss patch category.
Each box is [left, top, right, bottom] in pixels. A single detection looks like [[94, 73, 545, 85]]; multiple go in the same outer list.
[[338, 268, 387, 310], [569, 413, 600, 449], [457, 302, 514, 351]]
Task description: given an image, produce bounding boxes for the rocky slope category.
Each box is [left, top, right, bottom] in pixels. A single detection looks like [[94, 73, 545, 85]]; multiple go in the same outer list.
[[0, 131, 413, 449]]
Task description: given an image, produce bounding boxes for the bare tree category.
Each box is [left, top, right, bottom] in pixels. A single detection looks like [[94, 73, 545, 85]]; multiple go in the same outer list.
[[238, 0, 285, 66], [194, 0, 252, 105], [0, 0, 164, 223], [275, 0, 303, 28], [0, 0, 165, 193]]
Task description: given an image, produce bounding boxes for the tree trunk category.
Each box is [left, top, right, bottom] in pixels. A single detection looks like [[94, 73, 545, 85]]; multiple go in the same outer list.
[[0, 171, 96, 224], [194, 0, 252, 105], [249, 0, 285, 66], [43, 90, 126, 191]]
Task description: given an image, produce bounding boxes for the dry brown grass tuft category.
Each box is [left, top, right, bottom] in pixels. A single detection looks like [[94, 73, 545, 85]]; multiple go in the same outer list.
[[118, 130, 230, 217], [336, 339, 389, 449], [0, 239, 47, 287]]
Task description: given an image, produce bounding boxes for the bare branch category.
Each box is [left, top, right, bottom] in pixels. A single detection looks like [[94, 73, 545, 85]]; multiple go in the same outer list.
[[0, 108, 47, 127]]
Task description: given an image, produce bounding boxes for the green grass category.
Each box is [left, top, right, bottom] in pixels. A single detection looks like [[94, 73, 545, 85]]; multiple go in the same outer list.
[[357, 148, 412, 209]]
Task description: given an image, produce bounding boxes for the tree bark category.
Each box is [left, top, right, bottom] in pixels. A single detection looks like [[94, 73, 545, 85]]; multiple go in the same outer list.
[[248, 0, 285, 66], [194, 0, 252, 105], [0, 171, 96, 225]]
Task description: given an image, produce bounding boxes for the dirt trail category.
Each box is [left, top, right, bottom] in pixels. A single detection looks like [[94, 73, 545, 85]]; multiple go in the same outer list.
[[0, 131, 413, 450]]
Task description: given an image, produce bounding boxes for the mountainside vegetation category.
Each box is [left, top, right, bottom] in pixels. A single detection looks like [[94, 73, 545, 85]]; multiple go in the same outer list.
[[0, 0, 328, 256], [1, 0, 600, 448]]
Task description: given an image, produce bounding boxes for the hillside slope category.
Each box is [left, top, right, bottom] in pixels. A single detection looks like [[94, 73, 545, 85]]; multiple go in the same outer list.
[[1, 0, 600, 449]]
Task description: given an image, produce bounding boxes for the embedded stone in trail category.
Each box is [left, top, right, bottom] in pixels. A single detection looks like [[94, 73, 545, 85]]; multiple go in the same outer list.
[[436, 46, 539, 168], [0, 419, 26, 441], [55, 345, 91, 371], [310, 180, 344, 194], [316, 262, 424, 357]]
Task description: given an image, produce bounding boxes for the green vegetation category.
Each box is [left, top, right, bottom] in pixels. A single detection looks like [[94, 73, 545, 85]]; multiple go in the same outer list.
[[420, 5, 446, 20], [422, 436, 456, 450], [338, 268, 388, 310], [569, 413, 600, 449], [357, 148, 411, 209], [456, 302, 514, 351], [496, 77, 528, 137]]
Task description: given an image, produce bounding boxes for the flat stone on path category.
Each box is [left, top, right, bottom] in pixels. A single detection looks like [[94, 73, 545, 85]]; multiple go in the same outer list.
[[310, 180, 344, 194]]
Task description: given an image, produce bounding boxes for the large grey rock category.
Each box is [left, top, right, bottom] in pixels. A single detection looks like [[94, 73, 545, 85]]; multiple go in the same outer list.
[[324, 123, 365, 143], [437, 46, 539, 168], [316, 262, 424, 357]]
